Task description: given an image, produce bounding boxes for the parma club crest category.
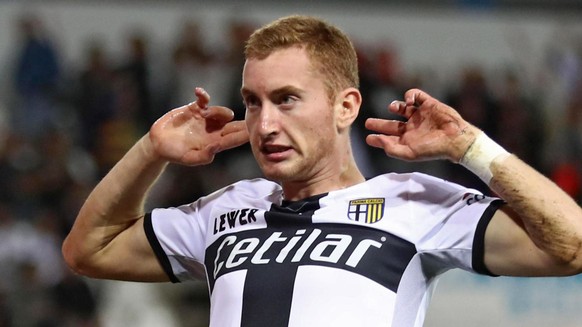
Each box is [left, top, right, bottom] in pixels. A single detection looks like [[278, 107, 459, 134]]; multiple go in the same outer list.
[[347, 198, 385, 224]]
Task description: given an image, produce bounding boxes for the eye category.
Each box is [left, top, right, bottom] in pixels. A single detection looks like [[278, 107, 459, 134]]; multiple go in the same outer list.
[[278, 95, 298, 109], [244, 95, 261, 111]]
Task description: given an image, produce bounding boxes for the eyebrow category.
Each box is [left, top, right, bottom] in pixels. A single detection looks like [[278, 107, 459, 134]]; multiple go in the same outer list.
[[241, 85, 304, 99]]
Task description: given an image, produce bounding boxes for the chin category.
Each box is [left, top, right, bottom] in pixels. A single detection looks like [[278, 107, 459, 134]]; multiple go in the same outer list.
[[259, 164, 300, 182], [261, 169, 291, 182]]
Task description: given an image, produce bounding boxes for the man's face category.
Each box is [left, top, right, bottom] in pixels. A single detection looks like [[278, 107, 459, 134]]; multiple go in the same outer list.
[[242, 47, 339, 183]]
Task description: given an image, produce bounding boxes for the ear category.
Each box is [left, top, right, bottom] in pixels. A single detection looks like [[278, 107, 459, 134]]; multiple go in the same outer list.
[[335, 87, 362, 131]]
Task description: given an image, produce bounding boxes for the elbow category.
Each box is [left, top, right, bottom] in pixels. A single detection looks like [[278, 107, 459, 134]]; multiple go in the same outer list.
[[551, 240, 582, 276], [62, 236, 83, 275], [62, 236, 97, 278], [567, 246, 582, 275]]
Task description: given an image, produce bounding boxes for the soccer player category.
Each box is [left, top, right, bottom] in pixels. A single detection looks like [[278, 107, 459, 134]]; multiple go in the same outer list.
[[63, 15, 582, 326]]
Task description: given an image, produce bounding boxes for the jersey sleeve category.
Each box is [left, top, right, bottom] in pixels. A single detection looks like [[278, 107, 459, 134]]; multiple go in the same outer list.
[[144, 201, 209, 283], [405, 173, 503, 276]]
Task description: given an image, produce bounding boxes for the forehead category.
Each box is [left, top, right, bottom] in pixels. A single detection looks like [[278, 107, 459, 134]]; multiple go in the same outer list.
[[242, 47, 320, 94]]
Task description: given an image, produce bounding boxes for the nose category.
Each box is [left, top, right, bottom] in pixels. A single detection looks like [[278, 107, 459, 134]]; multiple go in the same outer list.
[[255, 104, 280, 137]]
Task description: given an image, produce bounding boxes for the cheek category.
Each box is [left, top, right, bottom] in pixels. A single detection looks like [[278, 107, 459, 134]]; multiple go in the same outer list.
[[309, 111, 335, 138], [244, 117, 258, 138], [302, 122, 335, 155], [245, 125, 261, 153]]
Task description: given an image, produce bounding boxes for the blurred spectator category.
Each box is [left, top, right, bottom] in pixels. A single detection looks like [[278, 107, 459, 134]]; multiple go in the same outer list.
[[50, 271, 99, 327], [444, 66, 500, 193], [167, 20, 214, 107], [0, 292, 10, 327], [549, 80, 582, 203], [551, 162, 581, 202], [495, 70, 545, 170], [0, 102, 16, 206], [11, 13, 62, 140], [224, 18, 257, 121], [92, 116, 140, 177], [116, 31, 154, 133], [446, 66, 499, 136], [367, 44, 405, 122], [366, 44, 407, 175], [0, 202, 68, 326], [99, 281, 180, 327], [74, 41, 117, 152], [74, 37, 143, 177], [350, 43, 378, 178]]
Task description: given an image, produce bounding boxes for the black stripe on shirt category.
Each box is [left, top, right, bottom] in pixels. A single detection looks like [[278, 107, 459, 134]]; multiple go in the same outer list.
[[143, 213, 180, 283], [472, 199, 505, 276]]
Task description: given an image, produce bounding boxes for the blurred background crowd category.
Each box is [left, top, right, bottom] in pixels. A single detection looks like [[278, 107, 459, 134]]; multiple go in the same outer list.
[[0, 1, 582, 326]]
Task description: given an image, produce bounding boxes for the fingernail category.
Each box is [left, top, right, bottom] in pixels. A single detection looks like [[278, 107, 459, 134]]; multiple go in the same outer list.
[[197, 87, 207, 94]]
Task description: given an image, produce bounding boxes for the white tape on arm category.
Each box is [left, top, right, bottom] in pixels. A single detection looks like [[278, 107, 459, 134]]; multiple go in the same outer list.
[[460, 132, 510, 185]]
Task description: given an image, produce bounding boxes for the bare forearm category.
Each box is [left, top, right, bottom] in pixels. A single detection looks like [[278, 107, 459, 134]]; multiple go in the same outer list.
[[63, 135, 168, 266], [490, 155, 582, 264], [84, 135, 167, 222]]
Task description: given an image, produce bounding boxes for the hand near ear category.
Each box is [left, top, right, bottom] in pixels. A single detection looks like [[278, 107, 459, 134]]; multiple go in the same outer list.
[[149, 87, 249, 166], [365, 88, 478, 163]]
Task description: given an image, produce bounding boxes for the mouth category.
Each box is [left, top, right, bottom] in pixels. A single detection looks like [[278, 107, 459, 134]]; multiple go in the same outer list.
[[260, 144, 293, 161]]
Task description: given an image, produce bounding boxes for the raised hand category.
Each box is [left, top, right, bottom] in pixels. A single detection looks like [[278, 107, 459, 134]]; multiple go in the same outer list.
[[149, 87, 249, 166], [365, 88, 478, 163]]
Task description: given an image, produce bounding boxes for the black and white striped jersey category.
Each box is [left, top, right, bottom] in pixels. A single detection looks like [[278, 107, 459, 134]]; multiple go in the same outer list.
[[144, 172, 502, 327]]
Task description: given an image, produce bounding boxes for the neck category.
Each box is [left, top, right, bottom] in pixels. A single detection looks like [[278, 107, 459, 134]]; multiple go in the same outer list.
[[281, 157, 365, 201]]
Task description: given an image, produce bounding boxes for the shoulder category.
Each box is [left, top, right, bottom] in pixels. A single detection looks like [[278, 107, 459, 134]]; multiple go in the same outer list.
[[368, 172, 467, 193], [364, 172, 484, 208], [201, 178, 283, 205], [154, 178, 282, 218]]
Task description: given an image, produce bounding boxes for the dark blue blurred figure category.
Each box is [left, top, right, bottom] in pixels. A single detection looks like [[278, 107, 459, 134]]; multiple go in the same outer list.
[[75, 41, 117, 152], [12, 14, 62, 140], [115, 32, 153, 133]]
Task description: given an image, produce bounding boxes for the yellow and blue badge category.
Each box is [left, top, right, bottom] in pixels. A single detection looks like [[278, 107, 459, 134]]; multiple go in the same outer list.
[[347, 198, 385, 224]]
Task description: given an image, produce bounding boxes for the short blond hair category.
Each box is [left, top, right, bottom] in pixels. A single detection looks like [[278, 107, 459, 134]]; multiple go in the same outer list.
[[245, 15, 359, 101]]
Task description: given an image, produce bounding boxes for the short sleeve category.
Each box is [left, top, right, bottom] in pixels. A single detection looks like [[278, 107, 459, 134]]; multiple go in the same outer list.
[[144, 202, 208, 282], [405, 173, 503, 276], [471, 199, 504, 276]]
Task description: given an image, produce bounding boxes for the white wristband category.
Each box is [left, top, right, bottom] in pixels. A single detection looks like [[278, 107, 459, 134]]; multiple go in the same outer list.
[[460, 132, 510, 185]]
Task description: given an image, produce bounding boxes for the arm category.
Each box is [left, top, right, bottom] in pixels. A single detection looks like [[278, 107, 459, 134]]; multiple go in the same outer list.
[[485, 155, 582, 276], [62, 88, 248, 282], [365, 88, 582, 277]]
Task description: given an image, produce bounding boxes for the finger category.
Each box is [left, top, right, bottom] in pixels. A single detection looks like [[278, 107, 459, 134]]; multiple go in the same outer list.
[[221, 120, 247, 136], [194, 87, 210, 109], [404, 88, 432, 107], [366, 134, 415, 160], [182, 146, 216, 166], [219, 128, 249, 151], [365, 118, 405, 135], [202, 106, 235, 123], [388, 100, 416, 119], [388, 100, 406, 113], [365, 133, 388, 149]]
